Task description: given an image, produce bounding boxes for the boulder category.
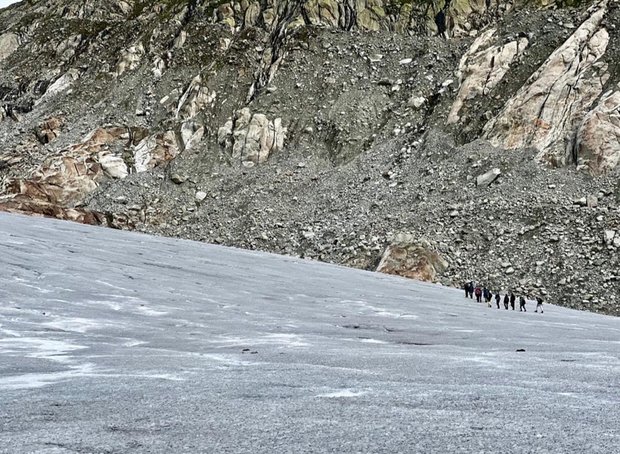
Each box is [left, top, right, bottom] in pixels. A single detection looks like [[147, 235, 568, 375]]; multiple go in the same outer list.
[[133, 131, 179, 173], [476, 168, 501, 187], [175, 75, 216, 120], [35, 69, 80, 106], [573, 197, 587, 207], [98, 153, 128, 179], [115, 43, 145, 77], [0, 32, 19, 62], [173, 31, 187, 49], [408, 96, 427, 109], [586, 195, 598, 208], [170, 174, 187, 184], [377, 234, 448, 282], [221, 108, 286, 166], [35, 117, 64, 144], [604, 230, 616, 245]]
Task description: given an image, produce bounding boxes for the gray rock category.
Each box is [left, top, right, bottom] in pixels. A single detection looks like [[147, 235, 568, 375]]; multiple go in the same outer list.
[[574, 197, 588, 207], [586, 195, 598, 208], [476, 168, 501, 187], [604, 230, 616, 244], [408, 96, 427, 109], [171, 174, 187, 184]]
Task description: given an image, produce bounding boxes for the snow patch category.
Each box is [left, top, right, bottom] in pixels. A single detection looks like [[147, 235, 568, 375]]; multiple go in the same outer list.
[[0, 363, 96, 390], [318, 389, 366, 398], [202, 354, 257, 366], [209, 333, 309, 348], [123, 340, 147, 347], [135, 305, 169, 316], [41, 317, 103, 334], [0, 337, 87, 364]]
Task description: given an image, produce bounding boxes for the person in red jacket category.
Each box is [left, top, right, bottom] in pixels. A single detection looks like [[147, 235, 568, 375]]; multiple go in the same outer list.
[[474, 286, 482, 303]]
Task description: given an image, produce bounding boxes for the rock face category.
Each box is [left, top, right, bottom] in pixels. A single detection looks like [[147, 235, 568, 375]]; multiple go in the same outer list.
[[219, 108, 286, 166], [448, 29, 528, 124], [1, 126, 178, 218], [575, 89, 620, 174], [483, 1, 611, 169], [377, 234, 448, 282], [2, 0, 620, 315]]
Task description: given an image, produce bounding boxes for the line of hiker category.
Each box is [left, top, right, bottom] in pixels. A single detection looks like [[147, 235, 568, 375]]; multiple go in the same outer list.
[[464, 281, 544, 313]]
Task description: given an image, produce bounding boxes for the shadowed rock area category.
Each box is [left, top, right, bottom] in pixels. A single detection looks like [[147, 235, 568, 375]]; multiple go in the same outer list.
[[1, 212, 619, 453]]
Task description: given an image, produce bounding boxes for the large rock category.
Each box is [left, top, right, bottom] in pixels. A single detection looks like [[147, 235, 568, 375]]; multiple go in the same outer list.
[[133, 131, 179, 173], [356, 2, 386, 32], [115, 43, 145, 77], [448, 29, 528, 124], [0, 32, 19, 62], [220, 108, 286, 166], [7, 156, 101, 206], [476, 168, 501, 187], [35, 69, 80, 106], [35, 117, 64, 144], [377, 234, 448, 282], [98, 153, 128, 179], [175, 75, 216, 120], [0, 198, 106, 225], [180, 121, 204, 152], [483, 3, 610, 167], [304, 0, 341, 27]]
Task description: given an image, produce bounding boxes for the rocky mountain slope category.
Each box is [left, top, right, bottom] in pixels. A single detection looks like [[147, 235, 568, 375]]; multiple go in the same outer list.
[[1, 0, 620, 315]]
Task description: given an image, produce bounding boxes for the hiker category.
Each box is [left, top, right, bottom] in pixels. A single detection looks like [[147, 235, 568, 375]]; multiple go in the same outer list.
[[503, 294, 509, 310], [464, 282, 473, 298], [474, 286, 482, 303], [510, 293, 516, 311], [535, 296, 544, 313], [495, 293, 501, 309], [519, 296, 526, 312], [483, 287, 491, 307]]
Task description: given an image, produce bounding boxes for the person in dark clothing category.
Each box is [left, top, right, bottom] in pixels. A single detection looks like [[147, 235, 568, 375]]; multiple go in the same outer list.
[[495, 293, 501, 309], [535, 296, 544, 313], [483, 287, 491, 307], [503, 294, 510, 310], [474, 286, 482, 303], [519, 296, 527, 312], [510, 293, 516, 310], [464, 282, 469, 298]]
